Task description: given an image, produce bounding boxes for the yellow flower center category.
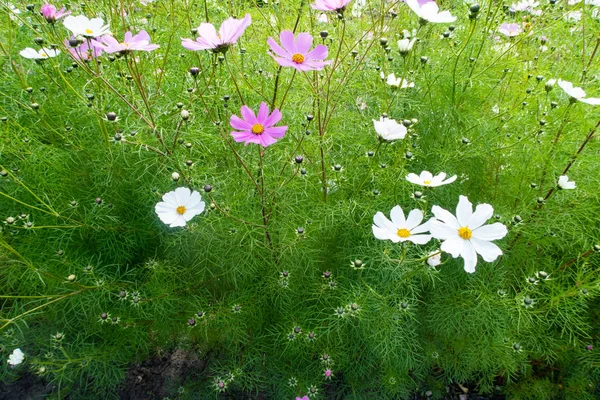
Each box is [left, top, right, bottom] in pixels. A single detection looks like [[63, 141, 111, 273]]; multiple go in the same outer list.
[[423, 180, 432, 185], [85, 29, 93, 35], [458, 226, 472, 240], [251, 123, 265, 135], [40, 53, 48, 57], [176, 206, 186, 215], [291, 53, 305, 64], [397, 228, 411, 238]]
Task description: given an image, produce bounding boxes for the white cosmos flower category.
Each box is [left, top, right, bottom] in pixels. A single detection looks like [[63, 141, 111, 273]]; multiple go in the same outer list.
[[557, 79, 600, 105], [406, 171, 457, 188], [20, 47, 61, 59], [557, 175, 576, 189], [405, 0, 457, 23], [430, 196, 508, 273], [426, 251, 442, 267], [383, 72, 414, 88], [373, 117, 407, 141], [155, 187, 205, 228], [7, 348, 24, 366], [397, 38, 417, 54], [372, 205, 432, 245], [63, 15, 110, 38]]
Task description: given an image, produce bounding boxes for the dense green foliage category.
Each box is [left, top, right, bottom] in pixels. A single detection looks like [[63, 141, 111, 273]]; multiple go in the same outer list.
[[1, 0, 600, 398]]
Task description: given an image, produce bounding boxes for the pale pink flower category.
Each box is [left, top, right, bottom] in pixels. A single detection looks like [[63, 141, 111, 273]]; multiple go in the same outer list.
[[267, 31, 331, 72], [311, 0, 352, 12], [65, 37, 102, 61], [230, 102, 288, 147], [181, 14, 251, 53], [498, 23, 522, 37], [40, 3, 70, 23], [95, 30, 159, 53]]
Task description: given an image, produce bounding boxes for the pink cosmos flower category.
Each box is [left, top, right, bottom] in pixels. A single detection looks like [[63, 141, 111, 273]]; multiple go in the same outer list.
[[65, 37, 103, 61], [498, 23, 522, 37], [311, 0, 352, 12], [230, 102, 288, 147], [267, 31, 332, 72], [181, 14, 251, 53], [95, 31, 159, 54], [296, 397, 310, 400], [40, 3, 70, 23]]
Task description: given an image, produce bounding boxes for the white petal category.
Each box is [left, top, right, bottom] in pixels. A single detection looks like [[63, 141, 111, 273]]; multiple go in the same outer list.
[[406, 173, 422, 185], [467, 203, 493, 230], [162, 190, 179, 206], [472, 223, 508, 241], [461, 241, 478, 273], [389, 205, 406, 227], [431, 205, 459, 229], [169, 216, 187, 227], [174, 187, 191, 206], [456, 195, 473, 226], [187, 190, 203, 207], [158, 210, 179, 225], [440, 236, 464, 258], [429, 220, 457, 240], [404, 209, 423, 230], [407, 234, 432, 245], [470, 238, 503, 262], [373, 211, 396, 232], [411, 217, 433, 234], [373, 225, 394, 241]]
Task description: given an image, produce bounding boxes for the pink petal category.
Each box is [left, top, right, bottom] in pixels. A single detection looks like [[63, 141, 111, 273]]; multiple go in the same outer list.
[[294, 32, 313, 54], [262, 108, 282, 127], [305, 44, 328, 61], [230, 115, 253, 130], [264, 126, 287, 138], [257, 102, 270, 123], [240, 105, 258, 125], [280, 30, 297, 54], [267, 37, 290, 58]]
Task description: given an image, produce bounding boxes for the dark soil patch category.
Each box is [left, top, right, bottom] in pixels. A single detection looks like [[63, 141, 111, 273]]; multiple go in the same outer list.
[[118, 348, 208, 400], [0, 372, 54, 400]]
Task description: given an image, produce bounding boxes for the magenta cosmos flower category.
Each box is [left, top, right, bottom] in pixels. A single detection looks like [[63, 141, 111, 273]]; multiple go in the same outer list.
[[311, 0, 352, 12], [95, 31, 159, 54], [40, 3, 70, 23], [181, 14, 251, 53], [267, 31, 332, 72], [230, 102, 288, 147]]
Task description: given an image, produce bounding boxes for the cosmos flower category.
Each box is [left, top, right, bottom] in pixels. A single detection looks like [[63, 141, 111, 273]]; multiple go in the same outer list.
[[373, 117, 407, 141], [296, 397, 310, 400], [181, 14, 251, 53], [65, 37, 102, 60], [372, 205, 433, 245], [20, 47, 60, 60], [311, 0, 352, 12], [498, 23, 522, 37], [429, 196, 508, 273], [155, 187, 205, 228], [405, 0, 456, 23], [397, 38, 417, 55], [267, 31, 332, 71], [40, 4, 70, 23], [230, 102, 288, 147], [383, 72, 414, 88], [405, 171, 457, 188], [63, 15, 110, 38], [95, 30, 159, 53], [557, 175, 576, 189], [426, 251, 442, 267], [7, 348, 24, 366], [557, 79, 600, 105]]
